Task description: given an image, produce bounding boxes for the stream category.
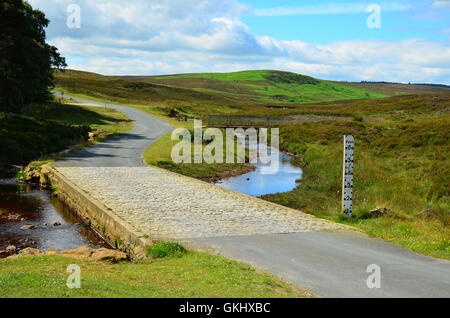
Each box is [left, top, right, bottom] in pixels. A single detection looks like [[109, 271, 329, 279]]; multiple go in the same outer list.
[[0, 179, 110, 258], [215, 134, 302, 197]]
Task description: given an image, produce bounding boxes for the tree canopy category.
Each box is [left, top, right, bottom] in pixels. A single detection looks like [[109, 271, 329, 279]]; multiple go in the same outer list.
[[0, 0, 66, 112]]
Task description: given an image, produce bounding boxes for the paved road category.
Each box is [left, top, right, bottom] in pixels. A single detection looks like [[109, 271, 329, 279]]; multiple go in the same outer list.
[[53, 93, 450, 298], [184, 232, 450, 298], [53, 92, 173, 167]]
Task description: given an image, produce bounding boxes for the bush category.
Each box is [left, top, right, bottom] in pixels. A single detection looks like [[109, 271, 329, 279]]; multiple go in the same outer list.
[[146, 242, 187, 258]]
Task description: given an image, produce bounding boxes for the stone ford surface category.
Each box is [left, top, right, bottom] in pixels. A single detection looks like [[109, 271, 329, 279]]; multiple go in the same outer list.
[[55, 166, 342, 240]]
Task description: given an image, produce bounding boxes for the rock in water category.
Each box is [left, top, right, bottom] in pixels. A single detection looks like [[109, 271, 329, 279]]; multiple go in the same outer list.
[[24, 166, 41, 182], [20, 224, 35, 230]]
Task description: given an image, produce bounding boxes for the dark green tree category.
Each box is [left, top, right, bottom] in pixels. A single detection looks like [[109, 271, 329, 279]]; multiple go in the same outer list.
[[0, 0, 66, 112]]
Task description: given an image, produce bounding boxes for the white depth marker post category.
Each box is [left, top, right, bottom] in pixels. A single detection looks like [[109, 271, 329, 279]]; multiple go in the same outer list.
[[342, 135, 354, 218]]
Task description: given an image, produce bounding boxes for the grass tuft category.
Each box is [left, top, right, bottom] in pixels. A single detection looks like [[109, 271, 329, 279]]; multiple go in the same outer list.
[[146, 242, 187, 259]]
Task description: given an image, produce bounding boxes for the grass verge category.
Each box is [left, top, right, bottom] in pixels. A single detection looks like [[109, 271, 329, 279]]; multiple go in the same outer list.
[[146, 242, 187, 258], [0, 252, 312, 298], [144, 130, 255, 182]]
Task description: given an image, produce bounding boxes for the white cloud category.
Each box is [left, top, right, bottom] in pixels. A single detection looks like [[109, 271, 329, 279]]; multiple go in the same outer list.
[[28, 0, 450, 84], [432, 1, 450, 8], [253, 2, 411, 16]]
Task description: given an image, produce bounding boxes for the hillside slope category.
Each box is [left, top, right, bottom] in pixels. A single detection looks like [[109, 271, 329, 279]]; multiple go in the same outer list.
[[120, 70, 388, 103], [54, 69, 450, 119], [55, 69, 386, 108]]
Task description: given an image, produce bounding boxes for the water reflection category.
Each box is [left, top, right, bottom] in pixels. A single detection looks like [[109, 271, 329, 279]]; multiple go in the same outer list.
[[0, 180, 110, 255], [215, 134, 302, 197]]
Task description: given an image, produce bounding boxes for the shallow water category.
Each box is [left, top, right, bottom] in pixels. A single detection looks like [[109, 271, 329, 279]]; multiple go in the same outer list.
[[0, 180, 110, 256], [215, 138, 302, 197]]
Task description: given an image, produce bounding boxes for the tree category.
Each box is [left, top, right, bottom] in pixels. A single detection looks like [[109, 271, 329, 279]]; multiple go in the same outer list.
[[0, 0, 66, 113]]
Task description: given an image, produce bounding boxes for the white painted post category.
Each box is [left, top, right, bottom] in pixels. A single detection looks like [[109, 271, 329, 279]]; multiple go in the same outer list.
[[342, 135, 354, 218]]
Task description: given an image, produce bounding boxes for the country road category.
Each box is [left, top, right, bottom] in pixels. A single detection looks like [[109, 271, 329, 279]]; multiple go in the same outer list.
[[53, 92, 450, 298], [53, 92, 173, 167]]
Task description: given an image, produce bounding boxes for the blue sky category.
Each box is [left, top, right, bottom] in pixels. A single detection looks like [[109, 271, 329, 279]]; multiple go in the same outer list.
[[28, 0, 450, 83], [242, 0, 449, 43]]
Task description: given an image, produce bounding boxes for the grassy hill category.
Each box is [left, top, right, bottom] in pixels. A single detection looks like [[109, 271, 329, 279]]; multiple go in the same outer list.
[[138, 70, 387, 103], [54, 69, 387, 116], [55, 69, 450, 120]]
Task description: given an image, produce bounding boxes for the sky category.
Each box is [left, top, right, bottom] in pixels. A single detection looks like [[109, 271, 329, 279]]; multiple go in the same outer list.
[[28, 0, 450, 84]]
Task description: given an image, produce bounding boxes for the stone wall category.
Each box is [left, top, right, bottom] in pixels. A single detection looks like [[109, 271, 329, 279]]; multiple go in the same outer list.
[[40, 165, 151, 259]]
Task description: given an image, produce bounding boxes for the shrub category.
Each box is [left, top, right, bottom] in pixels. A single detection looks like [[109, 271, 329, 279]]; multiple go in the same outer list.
[[15, 169, 26, 182], [146, 242, 187, 258]]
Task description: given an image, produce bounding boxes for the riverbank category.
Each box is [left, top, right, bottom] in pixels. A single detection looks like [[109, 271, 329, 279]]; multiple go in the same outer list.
[[144, 131, 256, 182]]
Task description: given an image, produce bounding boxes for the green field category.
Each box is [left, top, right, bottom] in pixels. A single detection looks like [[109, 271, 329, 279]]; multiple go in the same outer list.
[[0, 252, 311, 298], [149, 70, 387, 104]]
